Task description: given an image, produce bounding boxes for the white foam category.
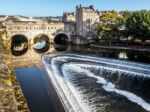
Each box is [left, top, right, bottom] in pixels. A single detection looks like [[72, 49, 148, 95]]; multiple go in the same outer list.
[[67, 54, 150, 70], [52, 56, 150, 78], [103, 84, 150, 111], [77, 63, 150, 78], [62, 63, 150, 112], [42, 54, 150, 112], [62, 64, 98, 112], [51, 58, 84, 112]]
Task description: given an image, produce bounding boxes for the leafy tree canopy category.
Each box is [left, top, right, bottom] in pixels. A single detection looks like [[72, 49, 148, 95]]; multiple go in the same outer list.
[[126, 10, 150, 41], [96, 12, 124, 40], [119, 10, 133, 19], [100, 11, 124, 24]]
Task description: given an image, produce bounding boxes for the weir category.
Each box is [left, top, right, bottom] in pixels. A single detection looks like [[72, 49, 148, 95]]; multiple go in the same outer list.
[[42, 53, 150, 112]]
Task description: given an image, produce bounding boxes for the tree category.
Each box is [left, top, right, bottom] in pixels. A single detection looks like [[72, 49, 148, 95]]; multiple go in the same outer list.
[[96, 11, 124, 45], [100, 11, 124, 25], [119, 10, 133, 20], [126, 10, 150, 42]]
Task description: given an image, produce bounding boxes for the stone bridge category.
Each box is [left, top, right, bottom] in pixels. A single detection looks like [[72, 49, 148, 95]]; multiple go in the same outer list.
[[3, 20, 75, 68], [5, 20, 73, 43]]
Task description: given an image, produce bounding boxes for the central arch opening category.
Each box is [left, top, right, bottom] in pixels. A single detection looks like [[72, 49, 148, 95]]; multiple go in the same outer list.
[[33, 34, 50, 53], [54, 33, 69, 51], [54, 33, 68, 44], [11, 35, 28, 56]]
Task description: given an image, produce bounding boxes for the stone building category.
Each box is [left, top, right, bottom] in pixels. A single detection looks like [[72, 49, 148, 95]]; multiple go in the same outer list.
[[63, 12, 75, 22], [76, 4, 101, 38], [0, 15, 40, 22], [64, 22, 76, 41], [34, 16, 62, 22], [0, 5, 120, 45], [16, 15, 40, 22], [0, 15, 7, 22]]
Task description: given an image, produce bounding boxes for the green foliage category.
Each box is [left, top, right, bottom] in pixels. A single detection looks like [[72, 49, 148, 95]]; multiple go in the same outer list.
[[0, 30, 11, 54], [119, 10, 133, 20], [96, 10, 150, 42], [96, 12, 124, 40], [126, 10, 150, 41], [96, 25, 121, 39], [100, 11, 124, 24]]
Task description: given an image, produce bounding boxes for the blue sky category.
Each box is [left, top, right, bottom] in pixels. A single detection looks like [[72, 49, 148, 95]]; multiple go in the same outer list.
[[0, 0, 150, 17]]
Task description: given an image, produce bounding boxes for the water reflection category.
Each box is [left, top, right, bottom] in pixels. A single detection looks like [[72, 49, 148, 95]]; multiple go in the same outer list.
[[33, 41, 46, 50], [15, 67, 57, 112], [53, 42, 150, 64], [33, 34, 50, 53], [33, 40, 50, 53], [53, 42, 68, 51], [11, 35, 28, 56]]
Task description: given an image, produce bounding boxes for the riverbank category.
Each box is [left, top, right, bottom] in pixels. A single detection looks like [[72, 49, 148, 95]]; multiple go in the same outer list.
[[90, 44, 150, 53], [0, 44, 28, 111]]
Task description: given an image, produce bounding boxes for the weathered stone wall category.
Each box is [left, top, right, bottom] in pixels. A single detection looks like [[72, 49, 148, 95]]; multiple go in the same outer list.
[[0, 32, 29, 112], [5, 21, 65, 43], [1, 20, 74, 64]]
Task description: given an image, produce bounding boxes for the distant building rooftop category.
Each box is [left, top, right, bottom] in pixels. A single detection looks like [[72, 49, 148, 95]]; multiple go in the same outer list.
[[76, 4, 94, 11]]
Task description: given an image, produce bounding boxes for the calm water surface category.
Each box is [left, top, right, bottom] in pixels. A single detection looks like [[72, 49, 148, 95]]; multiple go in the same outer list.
[[15, 67, 55, 112]]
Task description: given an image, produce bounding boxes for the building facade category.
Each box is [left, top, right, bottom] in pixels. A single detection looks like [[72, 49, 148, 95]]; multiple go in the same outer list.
[[0, 15, 7, 22], [76, 5, 101, 38], [0, 5, 117, 44], [63, 12, 75, 22]]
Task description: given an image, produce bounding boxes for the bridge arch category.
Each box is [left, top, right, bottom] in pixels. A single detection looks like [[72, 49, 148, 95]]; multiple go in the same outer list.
[[33, 34, 50, 53], [11, 34, 28, 56], [54, 33, 68, 44]]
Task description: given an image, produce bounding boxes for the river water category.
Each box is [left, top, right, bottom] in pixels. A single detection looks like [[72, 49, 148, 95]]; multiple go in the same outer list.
[[15, 43, 150, 112], [15, 67, 55, 112], [42, 53, 150, 112]]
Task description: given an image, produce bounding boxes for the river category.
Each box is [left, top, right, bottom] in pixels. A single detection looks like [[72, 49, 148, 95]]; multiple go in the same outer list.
[[15, 67, 65, 112], [15, 43, 150, 112]]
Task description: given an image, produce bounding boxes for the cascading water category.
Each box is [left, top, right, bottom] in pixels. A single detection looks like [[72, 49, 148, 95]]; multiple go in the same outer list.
[[42, 53, 150, 112]]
